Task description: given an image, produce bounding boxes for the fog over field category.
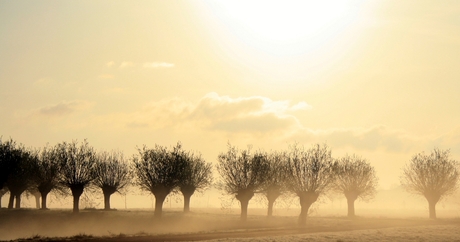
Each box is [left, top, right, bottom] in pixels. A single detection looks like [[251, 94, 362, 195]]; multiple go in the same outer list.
[[1, 0, 460, 241]]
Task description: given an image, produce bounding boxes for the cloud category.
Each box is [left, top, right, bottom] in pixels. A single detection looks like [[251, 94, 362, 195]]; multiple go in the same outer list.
[[98, 74, 114, 79], [143, 62, 175, 68], [37, 100, 92, 117], [34, 77, 53, 85], [119, 62, 135, 68], [106, 61, 115, 68]]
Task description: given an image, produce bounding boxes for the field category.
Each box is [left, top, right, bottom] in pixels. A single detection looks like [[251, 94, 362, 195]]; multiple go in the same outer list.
[[0, 208, 459, 242]]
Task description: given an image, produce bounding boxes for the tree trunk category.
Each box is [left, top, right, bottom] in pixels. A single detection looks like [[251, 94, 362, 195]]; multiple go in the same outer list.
[[103, 192, 112, 210], [15, 194, 21, 209], [347, 198, 356, 217], [34, 194, 40, 209], [298, 191, 319, 225], [267, 199, 275, 217], [428, 200, 437, 219], [71, 186, 84, 213], [240, 198, 250, 221], [41, 192, 49, 210], [154, 193, 167, 218], [8, 193, 14, 209], [183, 193, 192, 213]]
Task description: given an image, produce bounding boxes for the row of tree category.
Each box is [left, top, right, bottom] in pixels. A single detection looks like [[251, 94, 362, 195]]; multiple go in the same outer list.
[[1, 138, 458, 223]]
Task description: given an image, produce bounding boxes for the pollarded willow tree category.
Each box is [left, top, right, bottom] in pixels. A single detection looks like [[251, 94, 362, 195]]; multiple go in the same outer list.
[[31, 145, 63, 210], [0, 187, 8, 208], [285, 143, 336, 225], [133, 143, 187, 218], [217, 144, 269, 221], [177, 150, 213, 212], [55, 140, 97, 213], [5, 145, 37, 209], [333, 155, 378, 217], [261, 151, 288, 217], [401, 148, 459, 219], [93, 150, 132, 210]]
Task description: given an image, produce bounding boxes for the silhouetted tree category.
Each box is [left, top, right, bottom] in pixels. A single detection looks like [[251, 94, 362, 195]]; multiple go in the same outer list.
[[0, 138, 20, 191], [177, 150, 212, 212], [93, 150, 131, 210], [285, 143, 336, 225], [31, 145, 62, 210], [56, 140, 97, 213], [217, 144, 269, 221], [261, 151, 288, 217], [133, 143, 187, 218], [401, 149, 459, 219], [5, 145, 37, 209], [333, 155, 378, 217]]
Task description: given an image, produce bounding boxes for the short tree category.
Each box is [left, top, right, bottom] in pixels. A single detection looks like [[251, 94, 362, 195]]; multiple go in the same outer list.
[[261, 151, 288, 217], [285, 143, 336, 225], [333, 155, 378, 217], [217, 144, 269, 221], [31, 145, 62, 210], [133, 143, 186, 218], [5, 145, 37, 209], [177, 150, 213, 212], [401, 148, 459, 219], [93, 150, 131, 210], [55, 140, 97, 213]]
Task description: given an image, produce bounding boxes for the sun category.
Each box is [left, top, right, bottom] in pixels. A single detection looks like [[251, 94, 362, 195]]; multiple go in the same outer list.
[[203, 0, 360, 56]]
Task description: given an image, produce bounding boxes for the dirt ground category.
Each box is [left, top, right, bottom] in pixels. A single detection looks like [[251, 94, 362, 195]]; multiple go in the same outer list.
[[1, 208, 459, 241]]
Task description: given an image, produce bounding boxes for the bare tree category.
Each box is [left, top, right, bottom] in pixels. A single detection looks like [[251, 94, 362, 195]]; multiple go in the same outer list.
[[55, 140, 97, 213], [217, 144, 269, 221], [401, 148, 459, 219], [31, 145, 62, 210], [285, 143, 336, 225], [93, 150, 131, 210], [261, 151, 288, 217], [5, 145, 37, 209], [133, 143, 186, 218], [177, 150, 213, 212], [333, 155, 378, 217]]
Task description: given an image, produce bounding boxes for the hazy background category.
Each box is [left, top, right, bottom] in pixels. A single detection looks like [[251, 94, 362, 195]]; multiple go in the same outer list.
[[1, 0, 459, 208]]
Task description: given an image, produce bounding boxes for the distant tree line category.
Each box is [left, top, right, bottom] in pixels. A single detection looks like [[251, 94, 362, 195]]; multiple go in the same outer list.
[[0, 137, 458, 222]]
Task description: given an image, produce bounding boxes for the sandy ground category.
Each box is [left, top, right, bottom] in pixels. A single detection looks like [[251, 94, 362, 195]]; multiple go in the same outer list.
[[1, 208, 459, 241]]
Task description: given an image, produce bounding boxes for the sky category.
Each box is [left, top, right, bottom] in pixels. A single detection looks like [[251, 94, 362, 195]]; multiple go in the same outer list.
[[1, 0, 460, 190]]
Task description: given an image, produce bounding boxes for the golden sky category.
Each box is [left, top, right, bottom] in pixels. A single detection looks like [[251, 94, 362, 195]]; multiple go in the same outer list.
[[1, 0, 459, 189]]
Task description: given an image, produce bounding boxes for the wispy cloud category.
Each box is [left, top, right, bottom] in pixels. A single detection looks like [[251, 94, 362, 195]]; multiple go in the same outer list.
[[98, 74, 114, 79], [106, 61, 115, 68], [34, 77, 53, 85], [119, 61, 135, 68], [143, 62, 175, 68], [37, 100, 92, 117]]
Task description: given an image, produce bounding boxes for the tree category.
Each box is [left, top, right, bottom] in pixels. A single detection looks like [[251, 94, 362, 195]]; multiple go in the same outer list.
[[31, 145, 62, 210], [401, 148, 459, 219], [261, 151, 288, 217], [333, 155, 378, 217], [177, 150, 213, 212], [93, 150, 131, 210], [55, 140, 97, 213], [217, 144, 269, 221], [285, 143, 336, 225], [133, 143, 186, 218], [5, 145, 37, 209]]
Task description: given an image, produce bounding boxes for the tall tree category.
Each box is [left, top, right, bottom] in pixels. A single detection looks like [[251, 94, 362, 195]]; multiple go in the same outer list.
[[177, 150, 213, 212], [93, 150, 131, 210], [56, 140, 97, 213], [285, 143, 336, 225], [217, 144, 269, 221], [31, 145, 62, 210], [401, 148, 459, 219], [133, 143, 186, 218], [333, 155, 378, 217], [260, 151, 288, 217]]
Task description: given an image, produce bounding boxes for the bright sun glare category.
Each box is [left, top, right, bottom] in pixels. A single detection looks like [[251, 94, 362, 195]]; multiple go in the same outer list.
[[207, 0, 360, 56]]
